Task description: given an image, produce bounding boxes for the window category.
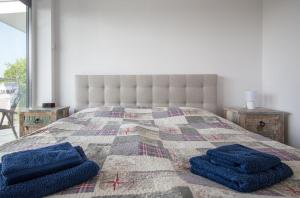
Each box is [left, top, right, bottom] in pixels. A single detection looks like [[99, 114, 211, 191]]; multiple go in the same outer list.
[[0, 0, 31, 144], [0, 0, 31, 109]]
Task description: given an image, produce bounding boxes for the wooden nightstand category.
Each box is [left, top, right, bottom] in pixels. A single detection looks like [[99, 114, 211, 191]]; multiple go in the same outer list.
[[19, 106, 70, 137], [224, 107, 285, 143]]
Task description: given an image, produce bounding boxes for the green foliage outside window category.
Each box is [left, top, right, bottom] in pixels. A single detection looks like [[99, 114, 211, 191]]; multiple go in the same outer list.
[[2, 58, 27, 107]]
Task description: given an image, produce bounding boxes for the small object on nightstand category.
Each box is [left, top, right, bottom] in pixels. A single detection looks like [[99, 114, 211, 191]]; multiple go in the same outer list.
[[224, 107, 285, 143], [42, 102, 56, 108], [245, 91, 257, 109], [19, 106, 70, 137]]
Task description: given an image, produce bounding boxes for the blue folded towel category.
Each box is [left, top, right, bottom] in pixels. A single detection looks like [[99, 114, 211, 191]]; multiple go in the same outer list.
[[1, 142, 84, 186], [190, 155, 293, 192], [0, 146, 100, 198], [207, 144, 281, 173]]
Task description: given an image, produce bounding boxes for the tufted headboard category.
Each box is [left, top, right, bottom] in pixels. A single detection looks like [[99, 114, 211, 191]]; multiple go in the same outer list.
[[75, 75, 218, 113]]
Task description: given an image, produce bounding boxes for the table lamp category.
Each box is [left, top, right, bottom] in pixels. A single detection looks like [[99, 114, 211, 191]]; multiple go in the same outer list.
[[245, 91, 256, 110]]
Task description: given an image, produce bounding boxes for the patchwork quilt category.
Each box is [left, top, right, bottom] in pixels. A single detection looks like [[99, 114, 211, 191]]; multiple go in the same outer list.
[[1, 106, 300, 198]]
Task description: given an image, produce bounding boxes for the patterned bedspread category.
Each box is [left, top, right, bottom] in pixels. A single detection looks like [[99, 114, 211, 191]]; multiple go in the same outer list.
[[1, 106, 300, 198]]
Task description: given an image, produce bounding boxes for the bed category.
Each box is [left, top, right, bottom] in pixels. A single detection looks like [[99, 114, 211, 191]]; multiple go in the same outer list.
[[1, 75, 300, 198]]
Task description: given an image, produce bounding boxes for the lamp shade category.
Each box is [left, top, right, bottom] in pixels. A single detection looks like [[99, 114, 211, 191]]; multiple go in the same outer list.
[[245, 91, 256, 102]]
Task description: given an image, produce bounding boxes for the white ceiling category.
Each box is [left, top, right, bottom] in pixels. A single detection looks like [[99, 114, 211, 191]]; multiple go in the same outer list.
[[0, 1, 26, 32]]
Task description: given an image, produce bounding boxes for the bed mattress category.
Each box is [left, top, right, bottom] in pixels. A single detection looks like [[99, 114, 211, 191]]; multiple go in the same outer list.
[[1, 106, 300, 198]]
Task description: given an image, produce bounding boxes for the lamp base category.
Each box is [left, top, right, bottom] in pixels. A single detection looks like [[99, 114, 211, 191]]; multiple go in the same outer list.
[[246, 101, 255, 110]]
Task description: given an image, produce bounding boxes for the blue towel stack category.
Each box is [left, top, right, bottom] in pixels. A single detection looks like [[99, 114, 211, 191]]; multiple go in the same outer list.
[[190, 144, 293, 192], [0, 142, 100, 198]]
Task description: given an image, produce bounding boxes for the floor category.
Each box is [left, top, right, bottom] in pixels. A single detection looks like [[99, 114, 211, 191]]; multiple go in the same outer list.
[[0, 120, 19, 146]]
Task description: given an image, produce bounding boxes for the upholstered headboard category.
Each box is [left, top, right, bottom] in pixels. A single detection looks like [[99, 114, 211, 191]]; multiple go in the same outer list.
[[75, 75, 217, 113]]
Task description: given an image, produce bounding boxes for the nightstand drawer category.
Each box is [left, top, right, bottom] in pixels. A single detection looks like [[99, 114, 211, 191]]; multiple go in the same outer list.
[[244, 115, 282, 141], [224, 107, 285, 143], [24, 114, 52, 126], [245, 115, 281, 129]]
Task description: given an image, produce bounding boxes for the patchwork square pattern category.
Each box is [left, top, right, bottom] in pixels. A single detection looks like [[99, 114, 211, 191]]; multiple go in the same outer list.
[[257, 148, 300, 161], [124, 112, 138, 119], [95, 107, 124, 118], [182, 132, 205, 141], [96, 125, 121, 136], [59, 176, 98, 194], [202, 134, 255, 142], [152, 107, 184, 119], [110, 136, 140, 156], [212, 141, 269, 149], [186, 116, 232, 129], [85, 143, 111, 165], [271, 179, 300, 197], [159, 126, 181, 134], [152, 111, 169, 119], [180, 127, 205, 141], [123, 119, 155, 126], [167, 107, 184, 117], [138, 143, 170, 159], [160, 132, 184, 141], [72, 130, 101, 136], [159, 126, 205, 141], [63, 117, 91, 126]]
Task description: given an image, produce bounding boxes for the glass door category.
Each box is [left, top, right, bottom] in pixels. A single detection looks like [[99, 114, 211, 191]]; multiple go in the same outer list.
[[0, 0, 29, 109]]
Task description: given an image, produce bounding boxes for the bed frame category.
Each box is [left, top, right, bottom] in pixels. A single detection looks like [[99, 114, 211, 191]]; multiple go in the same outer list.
[[75, 75, 217, 113]]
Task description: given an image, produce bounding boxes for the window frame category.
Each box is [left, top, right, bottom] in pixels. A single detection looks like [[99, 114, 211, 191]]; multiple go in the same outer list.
[[25, 0, 32, 107]]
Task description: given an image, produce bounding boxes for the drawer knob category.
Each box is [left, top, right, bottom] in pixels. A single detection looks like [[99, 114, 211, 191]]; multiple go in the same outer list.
[[257, 121, 266, 131], [259, 121, 266, 127], [34, 118, 41, 124]]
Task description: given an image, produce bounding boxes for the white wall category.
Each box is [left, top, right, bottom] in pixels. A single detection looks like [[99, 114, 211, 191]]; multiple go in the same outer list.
[[32, 0, 263, 113], [32, 0, 55, 106], [262, 0, 300, 148], [31, 0, 300, 148]]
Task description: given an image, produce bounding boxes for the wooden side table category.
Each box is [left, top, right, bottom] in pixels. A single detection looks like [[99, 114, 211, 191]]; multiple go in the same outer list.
[[224, 107, 285, 143], [19, 106, 70, 137]]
